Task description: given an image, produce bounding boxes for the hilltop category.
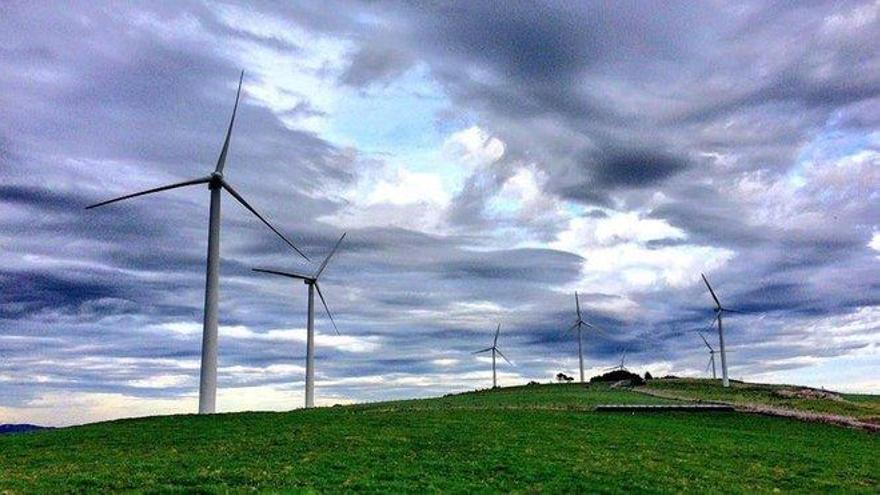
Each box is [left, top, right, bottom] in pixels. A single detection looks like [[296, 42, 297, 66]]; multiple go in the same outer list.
[[0, 380, 877, 493]]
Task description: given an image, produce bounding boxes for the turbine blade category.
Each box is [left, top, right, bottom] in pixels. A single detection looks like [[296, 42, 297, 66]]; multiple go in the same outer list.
[[215, 70, 244, 174], [721, 307, 744, 314], [575, 291, 581, 319], [85, 176, 211, 209], [314, 232, 346, 280], [314, 282, 339, 335], [706, 312, 720, 332], [493, 323, 501, 346], [473, 347, 493, 354], [566, 321, 579, 332], [583, 321, 609, 336], [494, 348, 512, 365], [252, 268, 312, 281], [221, 180, 310, 261], [701, 273, 721, 308], [698, 332, 713, 351]]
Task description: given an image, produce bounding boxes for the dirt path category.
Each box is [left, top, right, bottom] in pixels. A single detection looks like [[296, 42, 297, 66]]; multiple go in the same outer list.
[[633, 387, 880, 433]]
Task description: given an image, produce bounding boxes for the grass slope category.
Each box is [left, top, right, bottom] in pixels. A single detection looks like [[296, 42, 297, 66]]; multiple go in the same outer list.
[[644, 378, 880, 422], [1, 383, 877, 493]]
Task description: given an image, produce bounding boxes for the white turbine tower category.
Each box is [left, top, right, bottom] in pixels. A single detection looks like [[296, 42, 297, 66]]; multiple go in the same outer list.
[[701, 273, 741, 388], [253, 233, 346, 408], [86, 71, 309, 414], [473, 323, 511, 389], [566, 291, 602, 383], [698, 332, 717, 379]]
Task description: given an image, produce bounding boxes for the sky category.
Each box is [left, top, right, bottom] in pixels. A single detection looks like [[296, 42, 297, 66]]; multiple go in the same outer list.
[[1, 1, 879, 426]]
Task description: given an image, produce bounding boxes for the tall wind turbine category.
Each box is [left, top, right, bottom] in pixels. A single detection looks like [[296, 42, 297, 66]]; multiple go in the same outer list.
[[253, 233, 346, 408], [87, 71, 309, 414], [473, 323, 511, 389], [567, 291, 602, 383], [701, 273, 740, 388], [698, 332, 717, 379]]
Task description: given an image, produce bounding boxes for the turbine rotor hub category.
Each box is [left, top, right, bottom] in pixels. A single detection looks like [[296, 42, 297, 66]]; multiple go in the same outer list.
[[209, 172, 224, 188]]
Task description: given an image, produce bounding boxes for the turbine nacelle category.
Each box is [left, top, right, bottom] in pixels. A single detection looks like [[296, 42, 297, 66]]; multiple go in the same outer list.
[[252, 231, 347, 337]]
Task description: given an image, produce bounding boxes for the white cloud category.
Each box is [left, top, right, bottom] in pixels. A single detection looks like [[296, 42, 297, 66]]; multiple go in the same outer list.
[[869, 232, 880, 252], [366, 168, 449, 206], [320, 161, 453, 232], [128, 374, 191, 388], [442, 126, 505, 170], [555, 211, 686, 249], [154, 323, 381, 353], [211, 3, 352, 134], [552, 210, 732, 302]]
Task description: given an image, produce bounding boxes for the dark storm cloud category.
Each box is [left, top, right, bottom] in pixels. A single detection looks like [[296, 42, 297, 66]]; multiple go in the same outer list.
[[439, 248, 580, 283], [589, 147, 690, 188], [340, 43, 414, 88]]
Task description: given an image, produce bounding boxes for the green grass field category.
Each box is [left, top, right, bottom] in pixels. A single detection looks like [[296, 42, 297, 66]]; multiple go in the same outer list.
[[643, 378, 880, 422], [1, 382, 878, 493]]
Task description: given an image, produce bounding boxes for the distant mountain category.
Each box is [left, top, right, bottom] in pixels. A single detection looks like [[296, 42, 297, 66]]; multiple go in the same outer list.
[[0, 424, 51, 435]]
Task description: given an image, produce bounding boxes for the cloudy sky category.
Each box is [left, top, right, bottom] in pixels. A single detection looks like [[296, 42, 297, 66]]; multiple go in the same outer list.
[[2, 1, 879, 426]]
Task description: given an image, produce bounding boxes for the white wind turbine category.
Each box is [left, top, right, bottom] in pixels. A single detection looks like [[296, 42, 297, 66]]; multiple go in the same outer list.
[[253, 233, 346, 408], [87, 71, 309, 414], [566, 291, 603, 383], [604, 350, 628, 372], [473, 323, 511, 389], [701, 273, 741, 388], [698, 332, 717, 379]]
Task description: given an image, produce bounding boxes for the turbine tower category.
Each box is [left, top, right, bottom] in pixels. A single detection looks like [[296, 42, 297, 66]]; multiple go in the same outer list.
[[701, 273, 740, 388], [87, 71, 309, 414], [473, 323, 511, 389], [699, 332, 717, 379], [253, 233, 346, 408], [567, 291, 602, 383]]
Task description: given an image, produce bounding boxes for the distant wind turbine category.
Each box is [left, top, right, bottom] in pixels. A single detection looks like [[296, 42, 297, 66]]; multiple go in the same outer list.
[[566, 291, 603, 383], [701, 273, 741, 388], [698, 332, 717, 379], [253, 233, 346, 408], [473, 323, 511, 389], [604, 350, 628, 372], [87, 71, 309, 414]]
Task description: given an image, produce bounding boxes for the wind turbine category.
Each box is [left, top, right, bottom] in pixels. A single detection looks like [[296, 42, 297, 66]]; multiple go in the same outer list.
[[86, 71, 309, 414], [698, 332, 717, 379], [566, 291, 602, 383], [604, 350, 628, 372], [473, 323, 511, 389], [701, 273, 740, 388], [253, 233, 346, 408]]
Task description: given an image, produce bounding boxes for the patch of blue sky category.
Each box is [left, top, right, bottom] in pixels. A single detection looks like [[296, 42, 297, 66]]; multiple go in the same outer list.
[[789, 122, 875, 187], [325, 64, 476, 193], [562, 201, 591, 218], [486, 195, 521, 217]]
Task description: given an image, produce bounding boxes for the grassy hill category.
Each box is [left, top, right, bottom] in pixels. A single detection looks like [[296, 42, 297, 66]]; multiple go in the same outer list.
[[1, 382, 878, 493], [642, 378, 880, 423]]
